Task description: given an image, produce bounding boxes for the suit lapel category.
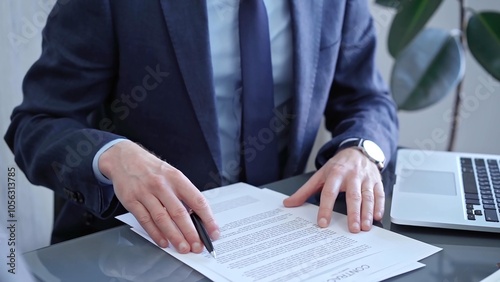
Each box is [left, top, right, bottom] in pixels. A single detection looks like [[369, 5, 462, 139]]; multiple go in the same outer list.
[[285, 0, 324, 175], [158, 0, 324, 178], [159, 0, 222, 174]]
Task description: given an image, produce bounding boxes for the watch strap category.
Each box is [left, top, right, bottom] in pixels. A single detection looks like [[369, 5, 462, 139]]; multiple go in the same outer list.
[[337, 138, 385, 171]]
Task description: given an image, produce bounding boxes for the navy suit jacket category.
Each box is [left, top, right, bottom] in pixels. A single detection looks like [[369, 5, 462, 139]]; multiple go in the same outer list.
[[5, 0, 398, 243]]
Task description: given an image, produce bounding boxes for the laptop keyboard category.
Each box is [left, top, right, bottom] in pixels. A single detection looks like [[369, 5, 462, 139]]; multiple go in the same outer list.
[[461, 158, 500, 222]]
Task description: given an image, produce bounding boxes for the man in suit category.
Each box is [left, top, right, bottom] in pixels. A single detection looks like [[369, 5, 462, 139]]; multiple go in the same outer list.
[[5, 0, 398, 255]]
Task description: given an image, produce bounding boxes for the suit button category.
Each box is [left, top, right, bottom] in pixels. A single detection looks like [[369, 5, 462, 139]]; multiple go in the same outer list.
[[83, 212, 94, 226], [64, 189, 75, 200], [75, 192, 84, 204]]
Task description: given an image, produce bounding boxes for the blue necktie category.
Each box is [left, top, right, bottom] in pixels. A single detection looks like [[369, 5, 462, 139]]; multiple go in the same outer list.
[[239, 0, 279, 186]]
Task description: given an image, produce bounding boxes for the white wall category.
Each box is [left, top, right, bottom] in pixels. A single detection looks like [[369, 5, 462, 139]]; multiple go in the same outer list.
[[1, 1, 54, 252]]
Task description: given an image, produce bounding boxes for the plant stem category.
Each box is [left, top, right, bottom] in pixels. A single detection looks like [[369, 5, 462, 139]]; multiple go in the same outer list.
[[447, 0, 467, 151]]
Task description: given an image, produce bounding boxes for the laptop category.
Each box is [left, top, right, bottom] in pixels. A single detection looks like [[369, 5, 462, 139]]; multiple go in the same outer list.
[[390, 148, 500, 233]]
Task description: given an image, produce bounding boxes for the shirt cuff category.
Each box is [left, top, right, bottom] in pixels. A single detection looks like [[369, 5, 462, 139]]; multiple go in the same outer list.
[[92, 139, 128, 185], [338, 138, 360, 148]]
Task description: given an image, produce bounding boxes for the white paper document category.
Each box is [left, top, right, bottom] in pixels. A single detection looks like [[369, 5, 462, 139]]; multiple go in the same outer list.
[[481, 268, 500, 282], [117, 183, 441, 281]]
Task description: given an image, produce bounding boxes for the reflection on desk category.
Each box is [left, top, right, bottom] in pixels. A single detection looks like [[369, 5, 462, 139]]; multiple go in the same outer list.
[[24, 227, 209, 282], [395, 244, 500, 282]]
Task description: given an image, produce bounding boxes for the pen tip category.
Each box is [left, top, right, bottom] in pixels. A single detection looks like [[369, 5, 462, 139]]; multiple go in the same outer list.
[[211, 251, 217, 259]]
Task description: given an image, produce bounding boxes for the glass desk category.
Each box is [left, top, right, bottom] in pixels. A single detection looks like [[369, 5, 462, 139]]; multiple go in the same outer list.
[[23, 173, 500, 281]]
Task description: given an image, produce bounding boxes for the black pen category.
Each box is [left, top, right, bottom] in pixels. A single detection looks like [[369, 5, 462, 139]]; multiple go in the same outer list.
[[190, 212, 216, 258]]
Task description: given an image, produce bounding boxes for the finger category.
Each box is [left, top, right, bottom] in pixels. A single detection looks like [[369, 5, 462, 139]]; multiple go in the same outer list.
[[160, 191, 203, 253], [345, 176, 362, 233], [373, 181, 385, 221], [178, 186, 220, 241], [127, 200, 169, 248], [317, 172, 343, 228], [360, 180, 375, 231], [283, 169, 324, 207], [160, 167, 219, 245], [140, 193, 191, 253]]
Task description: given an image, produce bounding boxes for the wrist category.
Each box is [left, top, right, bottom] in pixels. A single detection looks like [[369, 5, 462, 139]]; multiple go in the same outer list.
[[337, 138, 385, 171], [98, 140, 134, 180]]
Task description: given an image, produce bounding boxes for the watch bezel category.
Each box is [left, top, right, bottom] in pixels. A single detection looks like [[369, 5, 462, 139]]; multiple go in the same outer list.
[[360, 139, 385, 168]]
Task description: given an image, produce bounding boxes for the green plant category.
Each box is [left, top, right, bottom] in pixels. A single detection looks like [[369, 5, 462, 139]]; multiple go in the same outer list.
[[376, 0, 500, 150]]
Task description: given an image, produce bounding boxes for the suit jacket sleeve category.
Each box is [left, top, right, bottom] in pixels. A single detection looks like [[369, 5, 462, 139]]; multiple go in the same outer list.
[[4, 0, 123, 218], [316, 0, 399, 169]]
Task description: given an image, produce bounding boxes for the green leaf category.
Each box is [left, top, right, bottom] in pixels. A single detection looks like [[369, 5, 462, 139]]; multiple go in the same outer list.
[[467, 12, 500, 81], [375, 0, 402, 9], [388, 0, 443, 58], [391, 28, 465, 111]]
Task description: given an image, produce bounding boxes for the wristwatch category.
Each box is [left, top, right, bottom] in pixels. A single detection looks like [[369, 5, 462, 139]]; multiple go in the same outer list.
[[338, 138, 385, 171]]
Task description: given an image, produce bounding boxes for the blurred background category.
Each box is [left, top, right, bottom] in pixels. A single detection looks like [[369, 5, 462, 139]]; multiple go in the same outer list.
[[1, 0, 499, 253]]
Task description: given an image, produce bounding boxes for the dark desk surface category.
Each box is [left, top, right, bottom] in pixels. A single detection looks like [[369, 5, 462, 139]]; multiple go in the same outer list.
[[23, 173, 500, 282]]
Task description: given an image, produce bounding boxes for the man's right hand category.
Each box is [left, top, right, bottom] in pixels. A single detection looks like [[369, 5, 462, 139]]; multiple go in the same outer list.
[[98, 140, 220, 254]]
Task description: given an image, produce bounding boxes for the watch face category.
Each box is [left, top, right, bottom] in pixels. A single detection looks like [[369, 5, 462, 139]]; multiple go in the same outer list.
[[363, 140, 385, 163]]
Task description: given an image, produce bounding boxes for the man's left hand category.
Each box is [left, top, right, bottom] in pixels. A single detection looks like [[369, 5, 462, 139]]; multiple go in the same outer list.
[[283, 148, 384, 233]]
